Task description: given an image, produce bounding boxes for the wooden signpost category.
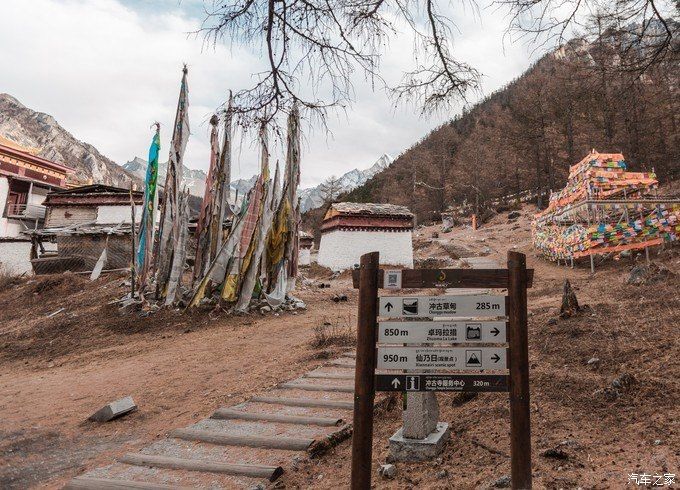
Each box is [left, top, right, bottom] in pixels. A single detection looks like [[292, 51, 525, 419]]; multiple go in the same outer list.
[[350, 251, 533, 490]]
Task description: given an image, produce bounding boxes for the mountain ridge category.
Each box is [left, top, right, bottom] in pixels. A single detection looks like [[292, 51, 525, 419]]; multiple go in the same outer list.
[[0, 93, 135, 187]]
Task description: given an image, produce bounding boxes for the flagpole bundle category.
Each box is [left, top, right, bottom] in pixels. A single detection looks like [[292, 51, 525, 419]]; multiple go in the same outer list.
[[136, 123, 160, 291], [193, 115, 221, 283], [154, 65, 190, 300]]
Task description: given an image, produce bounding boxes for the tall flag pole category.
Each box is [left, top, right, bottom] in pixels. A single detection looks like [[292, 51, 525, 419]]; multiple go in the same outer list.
[[136, 123, 160, 290], [284, 104, 301, 290], [193, 114, 220, 282], [213, 97, 233, 258], [155, 64, 190, 299]]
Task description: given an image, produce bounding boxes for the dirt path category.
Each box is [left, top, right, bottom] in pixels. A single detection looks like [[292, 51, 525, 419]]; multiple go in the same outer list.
[[0, 274, 357, 489]]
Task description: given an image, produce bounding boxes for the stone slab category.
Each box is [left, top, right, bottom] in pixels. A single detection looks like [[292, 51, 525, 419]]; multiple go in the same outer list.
[[402, 392, 439, 439], [388, 422, 450, 462], [89, 396, 137, 422]]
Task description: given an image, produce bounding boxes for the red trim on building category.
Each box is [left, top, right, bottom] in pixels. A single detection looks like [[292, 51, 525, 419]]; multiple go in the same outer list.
[[321, 215, 413, 233], [0, 143, 74, 188]]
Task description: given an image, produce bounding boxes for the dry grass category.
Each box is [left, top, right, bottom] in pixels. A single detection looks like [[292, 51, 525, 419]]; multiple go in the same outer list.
[[310, 318, 355, 349], [0, 267, 21, 292]]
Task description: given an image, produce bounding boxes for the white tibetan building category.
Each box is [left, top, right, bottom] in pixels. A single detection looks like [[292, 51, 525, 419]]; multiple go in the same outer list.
[[317, 202, 414, 270], [298, 231, 314, 266]]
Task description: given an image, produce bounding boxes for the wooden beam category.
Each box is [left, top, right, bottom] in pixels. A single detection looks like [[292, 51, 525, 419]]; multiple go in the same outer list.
[[279, 383, 354, 393], [211, 408, 343, 427], [170, 428, 314, 451], [251, 396, 353, 410], [305, 372, 355, 380], [507, 251, 532, 489], [350, 251, 379, 490], [119, 453, 283, 482], [352, 267, 534, 289], [65, 477, 196, 490]]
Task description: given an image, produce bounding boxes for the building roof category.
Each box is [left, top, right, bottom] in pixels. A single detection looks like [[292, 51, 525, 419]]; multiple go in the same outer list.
[[44, 184, 144, 206], [325, 202, 413, 219], [0, 135, 41, 155], [0, 142, 74, 188], [48, 184, 137, 196]]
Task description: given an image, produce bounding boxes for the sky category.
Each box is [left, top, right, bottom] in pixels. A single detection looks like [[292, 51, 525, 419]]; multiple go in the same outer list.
[[0, 0, 541, 187]]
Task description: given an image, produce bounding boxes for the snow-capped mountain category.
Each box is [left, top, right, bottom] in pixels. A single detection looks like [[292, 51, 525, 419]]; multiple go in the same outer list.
[[123, 157, 257, 201], [122, 153, 393, 210], [298, 153, 393, 212], [123, 157, 208, 197]]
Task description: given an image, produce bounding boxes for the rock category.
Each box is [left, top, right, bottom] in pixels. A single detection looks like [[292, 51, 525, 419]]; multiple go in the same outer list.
[[260, 306, 272, 313], [508, 211, 521, 220], [492, 475, 512, 488], [627, 264, 674, 285], [560, 279, 580, 318], [611, 372, 636, 390], [294, 301, 307, 310], [587, 357, 600, 365], [437, 469, 448, 479], [547, 318, 558, 326], [378, 464, 397, 479], [88, 396, 137, 422], [249, 484, 266, 490], [653, 439, 662, 446], [332, 294, 348, 303], [541, 447, 569, 459], [594, 387, 620, 401]]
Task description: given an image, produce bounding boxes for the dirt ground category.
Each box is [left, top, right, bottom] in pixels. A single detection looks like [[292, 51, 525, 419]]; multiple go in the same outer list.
[[1, 204, 679, 489], [282, 206, 680, 489], [0, 269, 358, 489]]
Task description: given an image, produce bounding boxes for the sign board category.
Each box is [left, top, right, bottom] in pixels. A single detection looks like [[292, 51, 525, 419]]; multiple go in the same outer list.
[[376, 374, 508, 392], [350, 252, 533, 490], [383, 269, 402, 289], [377, 346, 507, 370], [378, 320, 506, 343], [379, 295, 505, 318]]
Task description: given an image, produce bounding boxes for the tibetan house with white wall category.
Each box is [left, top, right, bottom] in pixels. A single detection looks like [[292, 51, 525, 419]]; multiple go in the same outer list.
[[0, 138, 73, 273], [298, 231, 314, 266], [28, 185, 143, 275], [317, 202, 414, 270]]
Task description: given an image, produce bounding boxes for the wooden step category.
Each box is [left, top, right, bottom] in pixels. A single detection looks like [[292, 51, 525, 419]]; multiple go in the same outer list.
[[280, 382, 353, 393], [211, 408, 343, 427], [305, 372, 355, 380], [328, 360, 355, 368], [119, 453, 283, 481], [66, 477, 196, 490], [170, 428, 314, 451], [251, 396, 353, 410]]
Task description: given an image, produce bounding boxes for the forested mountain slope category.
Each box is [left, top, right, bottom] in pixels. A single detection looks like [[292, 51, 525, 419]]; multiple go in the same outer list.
[[342, 32, 679, 223]]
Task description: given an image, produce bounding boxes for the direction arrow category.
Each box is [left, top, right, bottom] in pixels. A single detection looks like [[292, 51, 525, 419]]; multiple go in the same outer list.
[[379, 295, 506, 318], [375, 374, 509, 393], [378, 320, 507, 343], [378, 346, 507, 370]]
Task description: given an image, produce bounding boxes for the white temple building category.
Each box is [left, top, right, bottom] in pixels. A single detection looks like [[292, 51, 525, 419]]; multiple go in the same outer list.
[[298, 231, 314, 266], [317, 202, 414, 270]]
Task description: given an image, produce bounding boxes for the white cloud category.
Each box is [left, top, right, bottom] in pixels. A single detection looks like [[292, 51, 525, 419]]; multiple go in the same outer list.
[[0, 0, 539, 188]]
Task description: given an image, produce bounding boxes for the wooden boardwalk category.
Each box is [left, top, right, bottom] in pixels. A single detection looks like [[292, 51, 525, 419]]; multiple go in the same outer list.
[[66, 355, 361, 489]]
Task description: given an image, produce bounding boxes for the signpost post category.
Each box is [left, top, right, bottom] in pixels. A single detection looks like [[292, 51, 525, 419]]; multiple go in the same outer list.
[[350, 250, 533, 490]]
